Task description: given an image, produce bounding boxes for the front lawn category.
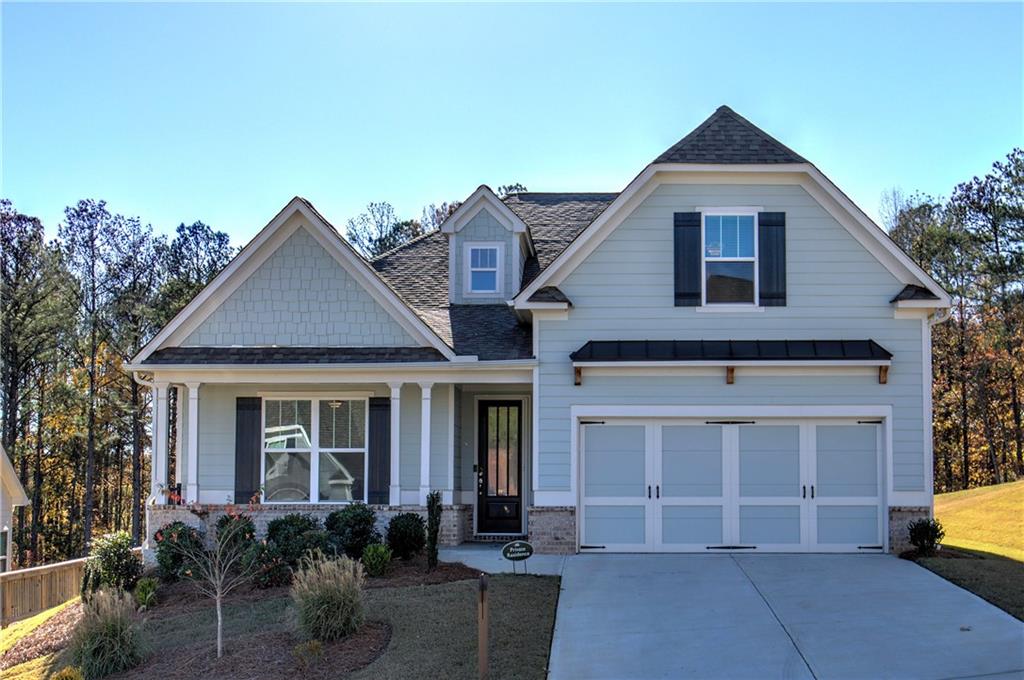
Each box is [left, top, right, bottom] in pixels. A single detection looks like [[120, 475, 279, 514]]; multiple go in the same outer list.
[[916, 548, 1023, 621], [934, 479, 1024, 560], [2, 570, 560, 680]]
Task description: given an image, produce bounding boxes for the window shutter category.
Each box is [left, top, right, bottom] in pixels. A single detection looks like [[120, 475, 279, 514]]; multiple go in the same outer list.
[[674, 212, 701, 306], [234, 397, 262, 504], [758, 212, 786, 306], [367, 397, 391, 505]]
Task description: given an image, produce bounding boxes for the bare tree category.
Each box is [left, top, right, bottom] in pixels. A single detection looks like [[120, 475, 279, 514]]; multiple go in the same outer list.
[[162, 515, 257, 658]]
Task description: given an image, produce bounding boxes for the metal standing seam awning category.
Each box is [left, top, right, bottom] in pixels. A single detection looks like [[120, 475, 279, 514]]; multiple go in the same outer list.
[[569, 339, 893, 385]]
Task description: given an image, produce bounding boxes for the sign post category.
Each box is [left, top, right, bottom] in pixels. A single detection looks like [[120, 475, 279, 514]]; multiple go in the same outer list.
[[478, 573, 489, 680]]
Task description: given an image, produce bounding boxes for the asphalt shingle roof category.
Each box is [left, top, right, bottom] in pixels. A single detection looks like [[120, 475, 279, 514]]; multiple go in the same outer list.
[[143, 346, 448, 365], [654, 106, 807, 165], [890, 284, 941, 302], [528, 286, 572, 304]]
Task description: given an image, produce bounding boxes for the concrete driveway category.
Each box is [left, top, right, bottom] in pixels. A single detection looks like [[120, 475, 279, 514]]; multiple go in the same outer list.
[[548, 554, 1024, 680]]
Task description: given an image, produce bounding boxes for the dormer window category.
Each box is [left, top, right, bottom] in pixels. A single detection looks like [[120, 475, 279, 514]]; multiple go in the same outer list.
[[465, 242, 503, 295]]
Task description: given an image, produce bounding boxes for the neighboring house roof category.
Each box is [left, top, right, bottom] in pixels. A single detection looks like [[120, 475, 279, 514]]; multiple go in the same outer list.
[[142, 346, 448, 364], [1, 443, 30, 508], [654, 105, 807, 165], [891, 284, 941, 302], [571, 339, 893, 363]]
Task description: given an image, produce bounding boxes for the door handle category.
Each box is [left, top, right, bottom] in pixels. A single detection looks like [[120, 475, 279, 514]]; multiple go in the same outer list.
[[802, 485, 806, 499], [647, 485, 651, 499], [656, 485, 660, 499], [811, 485, 815, 499]]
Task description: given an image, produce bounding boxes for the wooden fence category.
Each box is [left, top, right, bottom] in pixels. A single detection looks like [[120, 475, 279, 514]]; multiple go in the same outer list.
[[0, 549, 141, 627]]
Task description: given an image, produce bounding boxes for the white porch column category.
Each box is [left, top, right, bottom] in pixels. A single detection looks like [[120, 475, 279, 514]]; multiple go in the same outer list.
[[151, 382, 170, 503], [388, 382, 402, 506], [185, 382, 201, 503], [418, 382, 433, 505]]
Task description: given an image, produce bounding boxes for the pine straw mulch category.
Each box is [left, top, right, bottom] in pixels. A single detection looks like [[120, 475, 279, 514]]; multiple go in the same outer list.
[[0, 601, 83, 670], [108, 622, 392, 680], [1, 556, 479, 672]]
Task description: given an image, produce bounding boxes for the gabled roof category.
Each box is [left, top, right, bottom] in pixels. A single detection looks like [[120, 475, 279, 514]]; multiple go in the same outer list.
[[1, 443, 29, 508], [130, 197, 457, 366], [654, 105, 807, 165]]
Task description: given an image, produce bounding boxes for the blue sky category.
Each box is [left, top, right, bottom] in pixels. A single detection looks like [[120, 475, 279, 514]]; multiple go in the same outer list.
[[3, 2, 1021, 246]]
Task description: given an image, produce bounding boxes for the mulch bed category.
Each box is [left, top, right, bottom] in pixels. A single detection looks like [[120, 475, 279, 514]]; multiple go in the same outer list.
[[2, 557, 478, 672], [109, 622, 392, 680], [0, 602, 83, 670]]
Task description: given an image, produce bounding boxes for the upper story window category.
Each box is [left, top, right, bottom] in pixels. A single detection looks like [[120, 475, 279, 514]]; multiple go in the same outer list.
[[703, 213, 757, 305], [465, 242, 503, 295]]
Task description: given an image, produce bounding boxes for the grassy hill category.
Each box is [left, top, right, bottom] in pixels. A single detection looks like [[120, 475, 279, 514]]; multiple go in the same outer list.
[[934, 479, 1024, 561]]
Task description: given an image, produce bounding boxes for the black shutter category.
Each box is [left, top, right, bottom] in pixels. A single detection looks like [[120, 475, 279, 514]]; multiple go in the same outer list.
[[758, 212, 786, 306], [234, 397, 262, 504], [367, 397, 391, 505], [674, 212, 701, 306]]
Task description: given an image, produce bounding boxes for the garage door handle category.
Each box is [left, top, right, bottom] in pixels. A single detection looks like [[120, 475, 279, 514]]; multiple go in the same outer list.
[[648, 485, 651, 499], [656, 485, 660, 499], [802, 485, 806, 498], [811, 485, 815, 499]]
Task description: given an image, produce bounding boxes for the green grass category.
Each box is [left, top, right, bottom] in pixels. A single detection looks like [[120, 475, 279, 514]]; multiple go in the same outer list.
[[917, 549, 1024, 621], [934, 479, 1024, 560], [4, 576, 560, 680]]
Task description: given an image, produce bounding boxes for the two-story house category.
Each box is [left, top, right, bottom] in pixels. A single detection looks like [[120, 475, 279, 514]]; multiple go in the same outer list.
[[127, 106, 950, 556]]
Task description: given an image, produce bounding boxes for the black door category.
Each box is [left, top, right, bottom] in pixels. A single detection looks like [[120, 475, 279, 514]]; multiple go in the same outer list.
[[477, 401, 523, 534]]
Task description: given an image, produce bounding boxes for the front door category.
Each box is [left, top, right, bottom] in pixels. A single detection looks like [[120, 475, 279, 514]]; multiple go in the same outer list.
[[476, 401, 523, 534]]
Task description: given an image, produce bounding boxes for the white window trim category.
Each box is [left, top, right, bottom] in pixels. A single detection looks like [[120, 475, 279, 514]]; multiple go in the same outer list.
[[700, 208, 761, 309], [463, 241, 505, 297], [260, 396, 370, 504]]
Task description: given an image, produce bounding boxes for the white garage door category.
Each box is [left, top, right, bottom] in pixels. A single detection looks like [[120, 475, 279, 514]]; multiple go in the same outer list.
[[580, 419, 884, 553]]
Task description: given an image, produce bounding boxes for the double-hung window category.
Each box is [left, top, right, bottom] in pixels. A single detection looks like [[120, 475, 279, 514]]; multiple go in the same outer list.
[[262, 397, 367, 503], [465, 243, 502, 295], [703, 212, 758, 305]]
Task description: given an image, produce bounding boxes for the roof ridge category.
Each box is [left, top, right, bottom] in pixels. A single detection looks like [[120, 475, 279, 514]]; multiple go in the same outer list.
[[653, 105, 807, 165], [370, 227, 443, 263]]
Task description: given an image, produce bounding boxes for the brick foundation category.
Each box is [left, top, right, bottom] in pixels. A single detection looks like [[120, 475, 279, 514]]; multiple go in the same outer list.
[[527, 506, 576, 554], [144, 503, 472, 564], [888, 506, 930, 554]]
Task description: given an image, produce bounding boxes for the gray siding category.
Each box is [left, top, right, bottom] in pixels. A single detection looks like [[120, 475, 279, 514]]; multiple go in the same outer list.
[[536, 183, 926, 493], [185, 225, 418, 347], [450, 208, 515, 304], [193, 383, 452, 502]]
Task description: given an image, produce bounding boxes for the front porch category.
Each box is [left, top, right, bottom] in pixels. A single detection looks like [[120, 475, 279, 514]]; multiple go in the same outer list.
[[137, 364, 546, 554]]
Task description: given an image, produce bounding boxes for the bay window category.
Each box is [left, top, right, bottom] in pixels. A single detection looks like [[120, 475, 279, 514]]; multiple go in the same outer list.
[[262, 397, 368, 503]]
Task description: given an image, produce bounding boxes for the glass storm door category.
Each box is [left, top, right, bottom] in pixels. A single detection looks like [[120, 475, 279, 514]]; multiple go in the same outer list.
[[580, 423, 652, 551], [476, 401, 523, 534]]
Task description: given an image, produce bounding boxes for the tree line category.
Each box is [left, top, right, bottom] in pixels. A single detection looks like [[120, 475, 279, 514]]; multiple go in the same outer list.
[[885, 148, 1023, 491]]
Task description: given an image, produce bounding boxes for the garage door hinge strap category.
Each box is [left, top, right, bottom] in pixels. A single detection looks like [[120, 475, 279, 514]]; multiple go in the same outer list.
[[706, 545, 757, 550], [580, 420, 605, 425], [704, 420, 756, 425], [580, 545, 606, 550]]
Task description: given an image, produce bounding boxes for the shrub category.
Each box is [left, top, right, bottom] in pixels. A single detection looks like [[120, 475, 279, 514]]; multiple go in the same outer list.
[[71, 589, 145, 679], [53, 667, 84, 680], [132, 577, 158, 610], [215, 512, 256, 554], [291, 551, 365, 641], [267, 513, 321, 564], [245, 540, 292, 588], [386, 512, 426, 560], [82, 532, 142, 597], [153, 521, 203, 582], [908, 517, 945, 556], [361, 543, 392, 577], [293, 639, 324, 670], [426, 491, 442, 571], [325, 504, 381, 559]]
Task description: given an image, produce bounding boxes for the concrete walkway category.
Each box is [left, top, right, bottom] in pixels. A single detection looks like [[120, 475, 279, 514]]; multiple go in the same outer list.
[[548, 554, 1024, 680]]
